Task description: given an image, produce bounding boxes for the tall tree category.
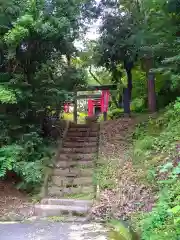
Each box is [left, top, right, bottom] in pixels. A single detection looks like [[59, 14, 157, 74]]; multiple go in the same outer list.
[[95, 0, 137, 114], [95, 0, 180, 113], [0, 0, 98, 134]]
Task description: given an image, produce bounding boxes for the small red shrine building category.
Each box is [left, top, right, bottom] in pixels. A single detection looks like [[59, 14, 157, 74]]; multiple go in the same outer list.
[[64, 90, 110, 116], [64, 85, 116, 122], [87, 90, 110, 116]]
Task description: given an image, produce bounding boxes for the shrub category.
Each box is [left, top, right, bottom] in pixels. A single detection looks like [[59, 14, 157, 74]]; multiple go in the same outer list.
[[131, 99, 180, 239], [108, 108, 124, 119], [131, 98, 145, 113], [98, 113, 111, 122], [0, 144, 23, 178], [108, 219, 140, 240], [133, 135, 155, 162], [139, 179, 180, 240], [0, 132, 54, 191], [63, 112, 88, 123], [132, 98, 180, 164]]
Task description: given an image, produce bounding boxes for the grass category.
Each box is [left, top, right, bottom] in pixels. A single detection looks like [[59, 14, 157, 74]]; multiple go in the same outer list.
[[94, 160, 117, 191], [129, 101, 180, 239], [62, 112, 88, 123], [63, 192, 94, 200], [47, 216, 66, 222]]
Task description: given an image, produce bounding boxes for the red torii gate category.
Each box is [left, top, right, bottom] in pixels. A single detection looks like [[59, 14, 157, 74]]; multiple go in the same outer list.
[[70, 84, 116, 122], [87, 90, 110, 117]]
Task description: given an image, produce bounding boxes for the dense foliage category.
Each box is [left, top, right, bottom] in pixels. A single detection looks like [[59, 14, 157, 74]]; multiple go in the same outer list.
[[131, 99, 180, 239], [84, 0, 180, 114], [0, 0, 97, 189]]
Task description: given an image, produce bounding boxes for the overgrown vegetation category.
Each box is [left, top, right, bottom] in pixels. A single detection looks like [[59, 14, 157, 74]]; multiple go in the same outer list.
[[94, 161, 117, 190], [0, 132, 54, 191], [95, 99, 179, 240], [132, 98, 180, 170], [130, 99, 180, 239], [0, 0, 96, 191]]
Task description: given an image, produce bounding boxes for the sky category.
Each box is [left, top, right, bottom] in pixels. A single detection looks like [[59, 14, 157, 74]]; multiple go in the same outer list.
[[86, 23, 100, 40], [74, 18, 101, 50], [74, 0, 102, 50]]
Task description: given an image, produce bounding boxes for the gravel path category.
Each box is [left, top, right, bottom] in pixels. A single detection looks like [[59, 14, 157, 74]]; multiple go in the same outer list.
[[0, 221, 108, 240]]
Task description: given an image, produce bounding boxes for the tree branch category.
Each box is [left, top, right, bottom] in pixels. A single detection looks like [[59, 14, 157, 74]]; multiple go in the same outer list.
[[89, 66, 102, 85]]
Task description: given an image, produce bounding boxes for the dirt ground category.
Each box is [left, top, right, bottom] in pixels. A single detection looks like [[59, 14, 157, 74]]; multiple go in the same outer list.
[[91, 117, 154, 221], [0, 180, 33, 219]]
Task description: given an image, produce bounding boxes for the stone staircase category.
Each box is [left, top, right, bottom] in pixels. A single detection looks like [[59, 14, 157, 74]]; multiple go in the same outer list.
[[34, 122, 99, 219]]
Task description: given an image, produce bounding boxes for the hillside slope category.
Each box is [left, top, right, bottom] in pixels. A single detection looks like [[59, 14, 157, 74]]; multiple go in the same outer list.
[[92, 99, 180, 239]]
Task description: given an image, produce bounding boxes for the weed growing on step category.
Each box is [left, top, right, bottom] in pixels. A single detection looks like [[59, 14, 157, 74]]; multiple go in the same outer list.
[[47, 216, 65, 222], [94, 160, 117, 190], [64, 192, 93, 200], [30, 195, 41, 204]]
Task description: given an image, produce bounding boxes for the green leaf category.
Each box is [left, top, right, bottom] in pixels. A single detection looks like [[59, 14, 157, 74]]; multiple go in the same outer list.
[[168, 206, 180, 214], [0, 85, 17, 103], [159, 162, 173, 173], [174, 217, 180, 224], [172, 167, 180, 175]]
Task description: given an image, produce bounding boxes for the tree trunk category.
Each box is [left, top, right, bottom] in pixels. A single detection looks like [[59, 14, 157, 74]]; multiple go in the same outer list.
[[123, 63, 133, 114], [118, 93, 123, 108], [147, 71, 156, 112], [103, 112, 107, 121], [123, 88, 130, 115], [142, 57, 156, 113], [127, 68, 132, 100], [89, 66, 102, 85], [67, 54, 71, 67]]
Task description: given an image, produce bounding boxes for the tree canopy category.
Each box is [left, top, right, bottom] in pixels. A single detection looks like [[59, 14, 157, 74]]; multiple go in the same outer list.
[[86, 0, 180, 113], [0, 0, 98, 188]]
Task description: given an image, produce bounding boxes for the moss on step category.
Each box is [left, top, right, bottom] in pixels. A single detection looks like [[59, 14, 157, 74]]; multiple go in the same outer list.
[[47, 216, 66, 222], [63, 192, 94, 200]]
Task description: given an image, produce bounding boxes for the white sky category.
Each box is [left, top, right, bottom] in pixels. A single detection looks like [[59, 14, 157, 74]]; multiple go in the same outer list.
[[86, 19, 101, 40], [74, 19, 101, 50], [74, 0, 102, 50]]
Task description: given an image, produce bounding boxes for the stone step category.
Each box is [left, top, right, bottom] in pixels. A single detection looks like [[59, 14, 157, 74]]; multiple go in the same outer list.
[[34, 204, 90, 217], [55, 160, 94, 169], [52, 168, 94, 177], [51, 176, 93, 187], [41, 198, 93, 207], [63, 141, 97, 148], [68, 127, 98, 132], [61, 147, 97, 154], [69, 123, 98, 128], [59, 153, 96, 161], [67, 131, 98, 137], [48, 185, 94, 197], [65, 136, 98, 142]]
